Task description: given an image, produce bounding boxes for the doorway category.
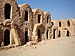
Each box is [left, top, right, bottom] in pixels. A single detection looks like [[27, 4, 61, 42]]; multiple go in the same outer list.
[[25, 31, 28, 44], [38, 15, 41, 23], [58, 30, 61, 37], [53, 29, 56, 39], [46, 30, 48, 39], [67, 31, 69, 37], [38, 29, 41, 41], [4, 29, 10, 46]]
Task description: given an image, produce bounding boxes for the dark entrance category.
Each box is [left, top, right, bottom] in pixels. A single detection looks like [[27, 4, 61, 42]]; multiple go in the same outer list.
[[58, 30, 61, 37], [4, 29, 10, 46], [67, 21, 70, 27], [0, 42, 1, 47], [5, 3, 11, 19], [38, 29, 41, 41], [51, 22, 54, 26], [25, 31, 28, 44], [67, 31, 69, 37], [46, 30, 48, 39], [53, 29, 56, 39], [59, 22, 61, 27], [38, 15, 41, 23], [25, 11, 28, 21]]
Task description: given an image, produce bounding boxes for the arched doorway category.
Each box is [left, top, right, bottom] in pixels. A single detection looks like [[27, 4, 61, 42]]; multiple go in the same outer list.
[[46, 30, 48, 39], [53, 29, 56, 39], [58, 30, 61, 37], [38, 29, 41, 41], [38, 15, 41, 23], [4, 29, 10, 46], [67, 31, 69, 37], [5, 3, 11, 19], [25, 28, 29, 44]]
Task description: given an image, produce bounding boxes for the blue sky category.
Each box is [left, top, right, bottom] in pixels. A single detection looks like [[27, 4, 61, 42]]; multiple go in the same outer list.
[[16, 0, 75, 20]]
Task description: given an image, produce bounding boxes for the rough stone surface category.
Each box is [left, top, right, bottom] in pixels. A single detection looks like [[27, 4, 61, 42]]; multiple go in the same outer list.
[[51, 18, 75, 39], [0, 0, 51, 47]]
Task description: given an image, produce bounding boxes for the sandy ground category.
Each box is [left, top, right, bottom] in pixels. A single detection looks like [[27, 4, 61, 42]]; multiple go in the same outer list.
[[0, 37, 75, 56]]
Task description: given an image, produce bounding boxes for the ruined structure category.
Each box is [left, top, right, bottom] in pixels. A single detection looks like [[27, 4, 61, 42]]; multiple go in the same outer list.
[[51, 18, 75, 39], [0, 0, 51, 47], [0, 0, 74, 47]]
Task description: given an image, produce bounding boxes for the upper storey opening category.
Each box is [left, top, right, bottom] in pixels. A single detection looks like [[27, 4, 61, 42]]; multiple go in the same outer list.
[[4, 3, 11, 19], [24, 11, 28, 21]]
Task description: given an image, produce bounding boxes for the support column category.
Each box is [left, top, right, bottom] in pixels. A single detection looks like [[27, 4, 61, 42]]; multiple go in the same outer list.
[[10, 30, 13, 45]]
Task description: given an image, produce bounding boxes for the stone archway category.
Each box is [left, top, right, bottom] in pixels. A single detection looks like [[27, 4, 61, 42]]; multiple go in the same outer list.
[[33, 24, 45, 42], [4, 29, 10, 46], [37, 24, 45, 42], [52, 26, 58, 39]]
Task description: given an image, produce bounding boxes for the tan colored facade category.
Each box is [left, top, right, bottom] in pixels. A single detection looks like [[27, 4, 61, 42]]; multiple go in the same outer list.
[[51, 18, 75, 39], [0, 0, 51, 47]]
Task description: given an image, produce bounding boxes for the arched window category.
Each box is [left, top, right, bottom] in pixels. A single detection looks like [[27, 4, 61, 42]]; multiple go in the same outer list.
[[38, 14, 41, 23], [67, 21, 70, 27], [25, 11, 28, 21], [5, 3, 11, 19], [59, 22, 61, 27], [47, 15, 49, 23]]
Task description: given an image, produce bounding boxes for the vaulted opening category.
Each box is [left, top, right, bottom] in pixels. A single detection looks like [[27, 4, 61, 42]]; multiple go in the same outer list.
[[58, 30, 61, 37], [38, 15, 41, 23], [51, 22, 54, 26], [53, 29, 56, 39], [59, 22, 61, 27], [5, 3, 11, 19], [67, 21, 70, 27], [47, 15, 49, 23], [38, 29, 41, 41], [25, 11, 28, 21], [46, 30, 48, 39], [67, 31, 69, 37], [25, 28, 28, 44], [4, 29, 10, 46]]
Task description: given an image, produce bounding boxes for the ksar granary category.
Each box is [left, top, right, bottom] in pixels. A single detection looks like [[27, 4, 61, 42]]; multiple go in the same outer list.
[[0, 0, 75, 47]]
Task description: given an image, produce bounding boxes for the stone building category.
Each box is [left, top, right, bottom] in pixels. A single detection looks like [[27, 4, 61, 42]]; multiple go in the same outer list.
[[51, 18, 75, 39], [0, 0, 51, 47]]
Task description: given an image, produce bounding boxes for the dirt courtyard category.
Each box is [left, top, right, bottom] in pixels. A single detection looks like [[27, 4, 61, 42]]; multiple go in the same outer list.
[[0, 37, 75, 56]]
